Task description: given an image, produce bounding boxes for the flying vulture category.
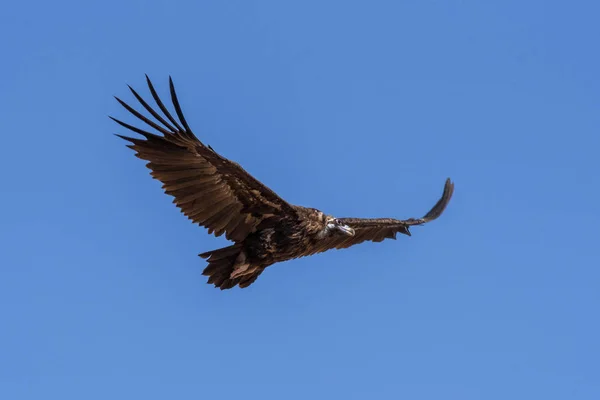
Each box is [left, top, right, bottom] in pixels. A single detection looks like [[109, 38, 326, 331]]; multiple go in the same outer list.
[[112, 76, 454, 290]]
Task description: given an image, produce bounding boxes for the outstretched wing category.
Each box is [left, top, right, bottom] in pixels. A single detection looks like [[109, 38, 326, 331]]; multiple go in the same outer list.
[[309, 178, 454, 254], [112, 75, 298, 242]]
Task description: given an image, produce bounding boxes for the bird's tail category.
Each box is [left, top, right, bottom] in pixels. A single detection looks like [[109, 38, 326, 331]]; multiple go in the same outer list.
[[199, 244, 264, 290]]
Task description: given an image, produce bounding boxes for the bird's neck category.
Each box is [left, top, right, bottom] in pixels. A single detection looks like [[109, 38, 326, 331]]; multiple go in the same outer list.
[[315, 226, 332, 239]]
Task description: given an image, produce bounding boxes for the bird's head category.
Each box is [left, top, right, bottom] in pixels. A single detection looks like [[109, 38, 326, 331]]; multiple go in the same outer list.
[[325, 217, 355, 237]]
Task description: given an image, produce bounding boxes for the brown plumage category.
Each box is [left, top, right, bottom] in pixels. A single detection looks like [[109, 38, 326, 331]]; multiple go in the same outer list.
[[112, 76, 455, 290]]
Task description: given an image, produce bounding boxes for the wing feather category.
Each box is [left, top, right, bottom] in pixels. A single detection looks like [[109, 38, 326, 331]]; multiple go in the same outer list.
[[310, 179, 454, 254], [112, 76, 297, 242]]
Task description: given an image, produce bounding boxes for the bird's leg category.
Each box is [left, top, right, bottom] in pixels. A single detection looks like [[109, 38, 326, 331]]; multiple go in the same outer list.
[[230, 251, 251, 279]]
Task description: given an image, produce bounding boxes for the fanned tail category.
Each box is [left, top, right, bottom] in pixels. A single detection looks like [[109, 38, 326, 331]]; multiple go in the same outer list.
[[200, 244, 264, 290]]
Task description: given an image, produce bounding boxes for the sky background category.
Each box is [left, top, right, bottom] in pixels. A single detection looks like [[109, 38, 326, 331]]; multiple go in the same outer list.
[[1, 0, 599, 399]]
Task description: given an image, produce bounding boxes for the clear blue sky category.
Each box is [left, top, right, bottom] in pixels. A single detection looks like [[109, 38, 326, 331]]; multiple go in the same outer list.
[[1, 0, 599, 399]]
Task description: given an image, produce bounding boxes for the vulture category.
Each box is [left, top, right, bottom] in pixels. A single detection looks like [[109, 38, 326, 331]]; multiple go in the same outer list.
[[112, 76, 454, 290]]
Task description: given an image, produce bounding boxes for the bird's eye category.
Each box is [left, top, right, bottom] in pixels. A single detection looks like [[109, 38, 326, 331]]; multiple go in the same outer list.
[[334, 219, 340, 224]]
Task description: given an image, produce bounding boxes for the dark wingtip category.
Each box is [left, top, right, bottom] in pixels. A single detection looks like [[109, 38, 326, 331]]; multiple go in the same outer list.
[[422, 178, 454, 221], [168, 75, 193, 134], [402, 178, 454, 227], [113, 96, 128, 108], [108, 115, 128, 128], [113, 133, 136, 144], [144, 74, 184, 132]]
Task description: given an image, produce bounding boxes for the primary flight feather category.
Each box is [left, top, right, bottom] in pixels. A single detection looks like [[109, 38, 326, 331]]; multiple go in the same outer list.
[[112, 76, 454, 290]]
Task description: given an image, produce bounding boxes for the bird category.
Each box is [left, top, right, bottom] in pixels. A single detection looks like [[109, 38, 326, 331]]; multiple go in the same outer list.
[[112, 75, 455, 290]]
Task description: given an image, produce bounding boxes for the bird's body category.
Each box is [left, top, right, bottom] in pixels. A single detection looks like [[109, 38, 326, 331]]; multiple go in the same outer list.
[[113, 76, 454, 290]]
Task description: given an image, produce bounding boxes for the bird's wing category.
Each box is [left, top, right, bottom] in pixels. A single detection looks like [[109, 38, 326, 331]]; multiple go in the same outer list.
[[308, 178, 454, 254], [112, 75, 298, 242]]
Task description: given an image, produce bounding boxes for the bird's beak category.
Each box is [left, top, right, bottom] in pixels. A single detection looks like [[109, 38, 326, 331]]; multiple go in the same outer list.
[[337, 224, 355, 236]]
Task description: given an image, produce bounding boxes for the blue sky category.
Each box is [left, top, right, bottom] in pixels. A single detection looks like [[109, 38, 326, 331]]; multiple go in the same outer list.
[[1, 0, 599, 398]]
